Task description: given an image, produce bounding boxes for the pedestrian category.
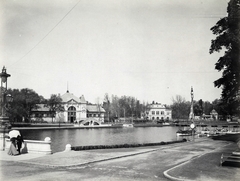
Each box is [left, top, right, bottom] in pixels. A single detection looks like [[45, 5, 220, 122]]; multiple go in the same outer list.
[[8, 137, 19, 156], [16, 135, 24, 154]]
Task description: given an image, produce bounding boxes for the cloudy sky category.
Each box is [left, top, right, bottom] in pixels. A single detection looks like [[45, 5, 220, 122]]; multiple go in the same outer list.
[[0, 0, 228, 104]]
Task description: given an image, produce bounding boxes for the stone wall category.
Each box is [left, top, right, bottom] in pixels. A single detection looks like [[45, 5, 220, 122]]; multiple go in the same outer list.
[[5, 137, 52, 155]]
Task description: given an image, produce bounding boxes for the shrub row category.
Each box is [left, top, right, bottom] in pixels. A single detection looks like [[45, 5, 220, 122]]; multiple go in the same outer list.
[[71, 139, 187, 151]]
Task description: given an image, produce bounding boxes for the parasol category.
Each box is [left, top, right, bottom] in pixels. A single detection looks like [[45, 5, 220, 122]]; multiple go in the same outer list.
[[9, 130, 21, 138]]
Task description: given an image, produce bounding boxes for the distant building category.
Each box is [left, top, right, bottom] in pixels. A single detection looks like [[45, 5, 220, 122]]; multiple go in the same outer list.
[[210, 109, 218, 120], [31, 91, 105, 124], [202, 109, 219, 120], [146, 102, 172, 121], [31, 104, 54, 122], [59, 91, 87, 123]]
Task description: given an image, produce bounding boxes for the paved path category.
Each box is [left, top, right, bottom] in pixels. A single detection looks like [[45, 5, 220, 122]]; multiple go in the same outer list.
[[1, 138, 239, 181]]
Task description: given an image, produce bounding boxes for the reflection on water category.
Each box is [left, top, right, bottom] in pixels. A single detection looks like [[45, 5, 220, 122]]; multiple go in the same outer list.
[[20, 127, 179, 153]]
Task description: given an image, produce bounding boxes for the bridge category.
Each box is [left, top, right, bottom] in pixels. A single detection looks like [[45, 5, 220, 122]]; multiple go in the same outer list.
[[77, 118, 102, 126]]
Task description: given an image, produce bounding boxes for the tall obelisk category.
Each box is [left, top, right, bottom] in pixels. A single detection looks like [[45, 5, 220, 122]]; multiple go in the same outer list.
[[189, 87, 194, 120]]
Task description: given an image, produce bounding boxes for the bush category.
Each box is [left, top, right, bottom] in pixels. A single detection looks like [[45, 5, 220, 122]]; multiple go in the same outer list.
[[71, 140, 186, 151]]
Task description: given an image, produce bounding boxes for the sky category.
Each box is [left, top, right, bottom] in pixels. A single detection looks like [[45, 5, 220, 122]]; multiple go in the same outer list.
[[0, 0, 229, 105]]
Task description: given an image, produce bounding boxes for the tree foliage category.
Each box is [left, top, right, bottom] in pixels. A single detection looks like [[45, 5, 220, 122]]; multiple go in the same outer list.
[[171, 95, 190, 119], [46, 94, 64, 122], [102, 94, 147, 121], [7, 88, 44, 122], [210, 0, 240, 116]]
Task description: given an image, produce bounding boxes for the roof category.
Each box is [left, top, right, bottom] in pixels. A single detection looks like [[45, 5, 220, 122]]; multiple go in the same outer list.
[[149, 103, 167, 109], [61, 92, 85, 103], [32, 104, 50, 112], [86, 104, 105, 113], [79, 95, 87, 103], [210, 109, 218, 114]]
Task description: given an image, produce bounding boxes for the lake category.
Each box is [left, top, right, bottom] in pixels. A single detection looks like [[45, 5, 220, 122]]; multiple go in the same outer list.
[[20, 126, 180, 153]]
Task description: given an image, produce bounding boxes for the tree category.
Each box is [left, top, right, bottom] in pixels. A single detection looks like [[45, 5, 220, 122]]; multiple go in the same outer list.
[[103, 94, 147, 122], [210, 0, 240, 117], [7, 88, 44, 122], [193, 99, 203, 117], [198, 99, 203, 116], [46, 94, 64, 122], [171, 95, 190, 119], [212, 99, 228, 119], [110, 95, 119, 120], [203, 101, 213, 115], [103, 93, 111, 122]]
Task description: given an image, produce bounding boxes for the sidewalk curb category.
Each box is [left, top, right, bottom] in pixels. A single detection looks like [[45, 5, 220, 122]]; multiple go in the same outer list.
[[2, 138, 207, 168], [163, 142, 232, 181], [13, 149, 158, 168]]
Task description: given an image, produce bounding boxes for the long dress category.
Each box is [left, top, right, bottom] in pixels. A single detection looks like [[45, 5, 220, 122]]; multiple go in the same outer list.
[[17, 135, 24, 154], [8, 138, 19, 156]]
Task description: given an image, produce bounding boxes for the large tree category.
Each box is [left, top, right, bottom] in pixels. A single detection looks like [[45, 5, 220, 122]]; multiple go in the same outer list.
[[103, 93, 111, 122], [8, 88, 44, 122], [210, 0, 240, 117], [171, 95, 190, 119], [46, 94, 64, 122]]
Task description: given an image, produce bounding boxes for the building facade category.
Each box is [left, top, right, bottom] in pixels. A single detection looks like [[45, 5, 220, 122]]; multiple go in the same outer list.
[[146, 102, 172, 121], [58, 91, 87, 123], [31, 104, 54, 122], [31, 91, 105, 124]]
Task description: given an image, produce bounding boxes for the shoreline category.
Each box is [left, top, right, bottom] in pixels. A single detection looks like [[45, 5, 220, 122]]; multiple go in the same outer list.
[[8, 120, 240, 130], [9, 123, 165, 130]]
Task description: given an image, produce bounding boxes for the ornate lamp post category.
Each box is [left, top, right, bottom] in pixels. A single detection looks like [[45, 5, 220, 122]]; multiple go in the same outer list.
[[0, 66, 12, 150]]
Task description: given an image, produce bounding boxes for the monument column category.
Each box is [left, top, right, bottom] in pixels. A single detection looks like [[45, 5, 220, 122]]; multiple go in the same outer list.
[[189, 87, 194, 120]]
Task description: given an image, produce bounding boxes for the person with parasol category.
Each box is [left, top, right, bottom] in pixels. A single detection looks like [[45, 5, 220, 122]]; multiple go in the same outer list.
[[8, 130, 24, 155]]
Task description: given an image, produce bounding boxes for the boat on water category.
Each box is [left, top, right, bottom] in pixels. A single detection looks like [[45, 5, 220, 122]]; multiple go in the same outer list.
[[206, 128, 233, 136], [176, 129, 195, 136], [122, 124, 134, 127], [200, 128, 210, 135], [208, 132, 240, 142]]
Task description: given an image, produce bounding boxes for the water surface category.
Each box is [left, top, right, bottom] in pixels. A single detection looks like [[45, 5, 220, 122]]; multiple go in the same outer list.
[[20, 127, 179, 153]]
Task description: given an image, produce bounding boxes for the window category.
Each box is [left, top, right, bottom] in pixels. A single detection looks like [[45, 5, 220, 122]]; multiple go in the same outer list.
[[69, 106, 76, 111], [161, 111, 164, 115], [156, 111, 159, 115], [152, 111, 155, 115]]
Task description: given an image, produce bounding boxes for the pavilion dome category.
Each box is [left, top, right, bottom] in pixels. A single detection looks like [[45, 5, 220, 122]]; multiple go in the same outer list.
[[61, 91, 81, 103]]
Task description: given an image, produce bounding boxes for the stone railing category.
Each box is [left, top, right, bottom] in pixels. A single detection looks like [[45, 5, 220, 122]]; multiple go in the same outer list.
[[5, 137, 52, 155]]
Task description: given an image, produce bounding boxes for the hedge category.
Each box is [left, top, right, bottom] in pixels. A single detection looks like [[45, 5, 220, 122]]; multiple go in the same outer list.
[[71, 139, 187, 151]]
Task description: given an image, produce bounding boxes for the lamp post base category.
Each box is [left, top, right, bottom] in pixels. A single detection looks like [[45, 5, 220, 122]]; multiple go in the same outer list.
[[0, 116, 12, 151]]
